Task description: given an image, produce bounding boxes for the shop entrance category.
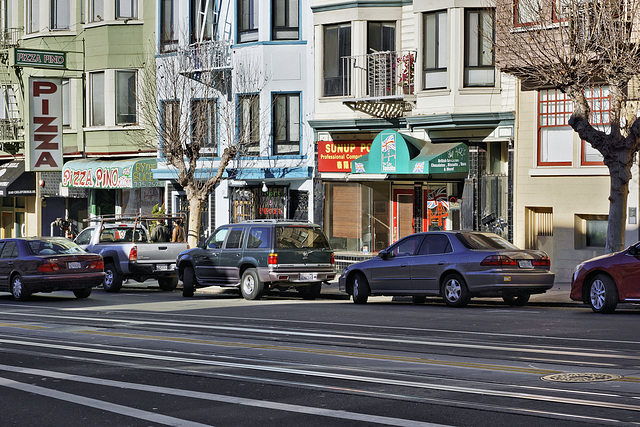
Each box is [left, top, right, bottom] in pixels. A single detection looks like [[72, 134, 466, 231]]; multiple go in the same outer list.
[[392, 189, 414, 242]]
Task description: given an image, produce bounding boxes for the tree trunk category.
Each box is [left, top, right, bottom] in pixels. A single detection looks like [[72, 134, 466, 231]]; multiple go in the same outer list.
[[187, 196, 204, 249], [606, 168, 629, 254]]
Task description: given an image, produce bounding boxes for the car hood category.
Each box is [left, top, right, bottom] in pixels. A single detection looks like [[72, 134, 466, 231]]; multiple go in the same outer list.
[[582, 250, 623, 266]]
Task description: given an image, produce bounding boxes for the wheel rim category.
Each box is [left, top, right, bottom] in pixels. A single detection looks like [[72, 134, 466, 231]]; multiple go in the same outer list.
[[105, 269, 113, 286], [243, 275, 255, 295], [445, 279, 461, 302], [12, 277, 22, 298], [353, 278, 360, 298], [590, 279, 606, 310]]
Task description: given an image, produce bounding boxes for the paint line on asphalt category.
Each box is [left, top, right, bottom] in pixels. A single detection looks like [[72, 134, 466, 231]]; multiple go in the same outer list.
[[0, 365, 450, 427]]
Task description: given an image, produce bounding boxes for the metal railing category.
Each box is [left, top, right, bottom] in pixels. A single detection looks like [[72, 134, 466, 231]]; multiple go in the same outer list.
[[0, 118, 23, 140], [341, 50, 416, 99], [178, 40, 232, 74], [0, 28, 23, 49]]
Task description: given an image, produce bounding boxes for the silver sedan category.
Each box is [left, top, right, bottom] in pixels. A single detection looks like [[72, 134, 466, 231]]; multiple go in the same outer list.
[[338, 231, 554, 307]]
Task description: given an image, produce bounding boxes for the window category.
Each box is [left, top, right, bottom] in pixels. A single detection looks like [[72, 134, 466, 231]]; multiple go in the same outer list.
[[423, 11, 447, 89], [51, 0, 70, 29], [161, 100, 180, 145], [273, 93, 299, 155], [62, 79, 70, 127], [417, 234, 452, 255], [388, 234, 424, 257], [514, 0, 541, 26], [323, 23, 351, 97], [525, 207, 552, 249], [582, 86, 609, 166], [160, 0, 178, 52], [191, 99, 218, 155], [191, 0, 215, 43], [90, 72, 105, 126], [367, 22, 395, 96], [272, 0, 298, 40], [117, 0, 137, 19], [116, 70, 136, 125], [247, 227, 271, 249], [0, 241, 18, 259], [239, 94, 259, 156], [575, 214, 607, 248], [238, 0, 258, 43], [28, 0, 41, 33], [224, 227, 245, 249], [207, 227, 229, 249], [464, 9, 495, 87], [90, 0, 104, 22]]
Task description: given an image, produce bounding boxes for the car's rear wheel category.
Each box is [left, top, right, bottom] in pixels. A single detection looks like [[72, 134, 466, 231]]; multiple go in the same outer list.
[[103, 263, 122, 293], [297, 282, 322, 300], [10, 274, 29, 301], [588, 274, 618, 314], [503, 293, 530, 306], [158, 277, 178, 291], [442, 274, 470, 307], [182, 266, 195, 297], [73, 287, 92, 299], [352, 272, 369, 304], [241, 268, 264, 300]]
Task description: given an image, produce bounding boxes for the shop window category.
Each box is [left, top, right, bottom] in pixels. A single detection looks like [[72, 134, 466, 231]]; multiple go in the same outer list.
[[238, 0, 258, 43], [191, 99, 218, 155], [273, 93, 300, 155], [191, 0, 215, 43], [323, 23, 351, 97], [116, 0, 137, 19], [272, 0, 299, 40], [525, 207, 552, 249], [423, 11, 447, 90], [90, 0, 103, 22], [231, 188, 255, 223], [51, 0, 70, 30], [116, 70, 137, 125], [464, 9, 495, 87], [239, 94, 260, 156], [160, 0, 178, 52], [575, 214, 607, 249], [90, 71, 105, 126]]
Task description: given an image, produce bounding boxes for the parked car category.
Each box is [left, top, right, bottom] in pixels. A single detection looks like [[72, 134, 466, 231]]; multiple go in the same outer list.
[[339, 231, 554, 307], [75, 215, 188, 292], [176, 220, 336, 300], [571, 242, 640, 313], [0, 237, 104, 301]]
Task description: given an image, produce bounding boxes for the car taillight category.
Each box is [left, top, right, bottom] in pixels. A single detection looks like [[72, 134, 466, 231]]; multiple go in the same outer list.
[[331, 252, 335, 265], [89, 260, 104, 270], [268, 253, 278, 265], [129, 246, 137, 261], [481, 255, 517, 266], [37, 262, 60, 272], [533, 256, 550, 266]]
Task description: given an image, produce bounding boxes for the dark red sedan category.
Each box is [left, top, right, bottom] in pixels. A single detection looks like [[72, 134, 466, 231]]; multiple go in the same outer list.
[[571, 243, 640, 313], [0, 237, 104, 301]]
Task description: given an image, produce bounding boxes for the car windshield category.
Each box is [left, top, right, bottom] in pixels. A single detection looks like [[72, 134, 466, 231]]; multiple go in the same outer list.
[[276, 226, 330, 249], [456, 232, 519, 250], [28, 239, 86, 255]]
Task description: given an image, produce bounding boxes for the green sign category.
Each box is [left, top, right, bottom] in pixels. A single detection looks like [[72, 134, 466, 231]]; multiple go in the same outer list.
[[15, 49, 66, 69]]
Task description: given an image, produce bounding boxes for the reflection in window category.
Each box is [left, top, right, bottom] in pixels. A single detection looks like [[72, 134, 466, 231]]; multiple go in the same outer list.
[[160, 0, 178, 52], [90, 72, 105, 126], [238, 0, 258, 42], [191, 0, 216, 43], [423, 11, 448, 89], [191, 99, 218, 155], [273, 93, 300, 155], [116, 70, 136, 124], [239, 94, 260, 156], [323, 23, 351, 97], [117, 0, 137, 19], [272, 0, 299, 40], [464, 9, 495, 87], [51, 0, 70, 29], [28, 0, 40, 33], [90, 0, 104, 22]]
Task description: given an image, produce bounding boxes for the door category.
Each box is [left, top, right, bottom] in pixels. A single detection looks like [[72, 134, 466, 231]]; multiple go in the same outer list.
[[2, 212, 12, 238], [424, 185, 450, 231], [197, 227, 228, 283], [368, 234, 424, 293], [393, 189, 414, 242], [218, 226, 246, 284], [410, 233, 453, 292], [0, 241, 17, 290]]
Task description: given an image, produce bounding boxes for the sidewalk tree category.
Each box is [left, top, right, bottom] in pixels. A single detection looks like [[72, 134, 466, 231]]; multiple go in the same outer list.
[[494, 0, 640, 253], [136, 44, 268, 247]]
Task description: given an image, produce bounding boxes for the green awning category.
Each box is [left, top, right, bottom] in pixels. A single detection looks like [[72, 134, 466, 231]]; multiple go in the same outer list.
[[351, 129, 468, 175], [62, 158, 163, 189]]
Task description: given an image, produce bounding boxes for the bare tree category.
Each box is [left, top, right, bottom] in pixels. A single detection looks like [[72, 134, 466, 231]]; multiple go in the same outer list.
[[137, 43, 269, 247], [495, 0, 640, 252]]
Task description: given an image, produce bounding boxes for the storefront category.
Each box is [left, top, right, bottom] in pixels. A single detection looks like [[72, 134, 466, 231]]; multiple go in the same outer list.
[[0, 160, 36, 238]]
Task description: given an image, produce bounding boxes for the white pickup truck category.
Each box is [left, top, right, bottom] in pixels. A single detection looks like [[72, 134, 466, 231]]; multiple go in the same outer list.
[[75, 216, 188, 292]]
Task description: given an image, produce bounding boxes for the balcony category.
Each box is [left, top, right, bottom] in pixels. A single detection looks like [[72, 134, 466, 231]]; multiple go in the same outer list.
[[178, 40, 232, 86], [0, 118, 24, 154], [340, 50, 416, 118], [0, 28, 23, 49]]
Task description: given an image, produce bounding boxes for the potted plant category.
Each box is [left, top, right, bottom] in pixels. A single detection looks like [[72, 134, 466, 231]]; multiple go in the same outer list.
[[397, 52, 415, 94]]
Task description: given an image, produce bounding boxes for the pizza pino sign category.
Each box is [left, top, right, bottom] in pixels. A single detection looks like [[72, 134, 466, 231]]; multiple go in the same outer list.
[[29, 78, 63, 171]]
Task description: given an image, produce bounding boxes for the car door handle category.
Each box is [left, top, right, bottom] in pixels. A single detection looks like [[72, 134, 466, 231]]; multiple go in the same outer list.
[[401, 263, 408, 267], [7, 262, 13, 266], [438, 262, 445, 265]]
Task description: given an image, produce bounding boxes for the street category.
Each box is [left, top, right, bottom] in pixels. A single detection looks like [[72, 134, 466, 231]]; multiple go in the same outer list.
[[0, 283, 638, 426]]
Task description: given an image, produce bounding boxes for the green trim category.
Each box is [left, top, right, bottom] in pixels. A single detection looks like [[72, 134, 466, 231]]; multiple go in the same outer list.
[[308, 118, 404, 132], [406, 112, 515, 129], [312, 0, 410, 13]]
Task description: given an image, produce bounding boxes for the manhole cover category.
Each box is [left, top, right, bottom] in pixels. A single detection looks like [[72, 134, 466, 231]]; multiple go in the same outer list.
[[541, 373, 622, 383]]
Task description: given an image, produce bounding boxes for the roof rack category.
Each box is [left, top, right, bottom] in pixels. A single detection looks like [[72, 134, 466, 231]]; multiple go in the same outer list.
[[240, 219, 312, 224]]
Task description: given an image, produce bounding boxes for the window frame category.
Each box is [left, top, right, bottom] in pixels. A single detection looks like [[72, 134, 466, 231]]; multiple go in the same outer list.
[[272, 0, 299, 41], [115, 70, 137, 125], [191, 0, 216, 44], [28, 0, 40, 33], [238, 94, 260, 156], [423, 10, 448, 90], [272, 92, 300, 156], [62, 78, 71, 127], [323, 22, 351, 97], [51, 0, 70, 30], [238, 0, 258, 43], [116, 0, 138, 19], [160, 99, 180, 149], [89, 71, 105, 127], [160, 0, 178, 53], [464, 8, 495, 88], [90, 0, 104, 22], [191, 98, 219, 156], [513, 0, 541, 27]]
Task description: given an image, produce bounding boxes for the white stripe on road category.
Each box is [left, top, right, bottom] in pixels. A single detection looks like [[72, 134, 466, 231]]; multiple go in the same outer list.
[[0, 364, 449, 427]]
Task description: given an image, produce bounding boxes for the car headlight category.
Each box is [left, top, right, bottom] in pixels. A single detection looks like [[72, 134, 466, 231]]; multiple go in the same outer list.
[[574, 263, 584, 274]]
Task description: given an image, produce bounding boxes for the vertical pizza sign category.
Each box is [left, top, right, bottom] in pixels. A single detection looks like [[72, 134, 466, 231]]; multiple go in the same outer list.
[[29, 78, 63, 171]]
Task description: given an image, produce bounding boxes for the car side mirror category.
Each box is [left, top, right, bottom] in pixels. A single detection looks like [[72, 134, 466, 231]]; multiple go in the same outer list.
[[379, 249, 390, 260], [629, 245, 640, 257], [197, 241, 206, 249]]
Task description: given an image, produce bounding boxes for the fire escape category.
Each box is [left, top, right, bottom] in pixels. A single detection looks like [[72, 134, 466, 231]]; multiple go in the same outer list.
[[342, 50, 417, 118], [0, 27, 23, 154]]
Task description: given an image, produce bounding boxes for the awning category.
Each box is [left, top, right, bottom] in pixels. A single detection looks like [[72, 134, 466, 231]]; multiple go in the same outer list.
[[0, 160, 36, 197], [62, 158, 163, 189], [351, 129, 468, 175]]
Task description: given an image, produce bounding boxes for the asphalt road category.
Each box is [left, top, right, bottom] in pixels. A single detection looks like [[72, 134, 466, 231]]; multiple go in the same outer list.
[[0, 281, 638, 426]]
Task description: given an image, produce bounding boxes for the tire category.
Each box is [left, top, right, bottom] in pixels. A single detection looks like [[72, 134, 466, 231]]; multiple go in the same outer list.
[[297, 282, 322, 300], [158, 277, 178, 291], [103, 263, 122, 293], [182, 266, 195, 297], [412, 296, 426, 304], [442, 273, 470, 307], [503, 293, 530, 306], [240, 268, 264, 300], [352, 272, 369, 304], [588, 274, 618, 314], [73, 287, 92, 299], [10, 274, 30, 301]]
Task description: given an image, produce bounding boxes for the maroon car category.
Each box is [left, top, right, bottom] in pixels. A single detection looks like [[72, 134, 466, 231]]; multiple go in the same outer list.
[[0, 237, 104, 301], [571, 243, 640, 313]]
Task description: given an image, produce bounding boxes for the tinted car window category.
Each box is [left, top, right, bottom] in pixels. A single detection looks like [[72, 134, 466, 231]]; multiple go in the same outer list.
[[417, 234, 452, 255], [28, 239, 85, 255], [0, 241, 18, 258], [225, 227, 245, 249], [75, 228, 93, 245], [276, 226, 330, 249], [388, 234, 424, 257], [456, 232, 519, 250], [208, 228, 229, 249], [247, 227, 271, 249]]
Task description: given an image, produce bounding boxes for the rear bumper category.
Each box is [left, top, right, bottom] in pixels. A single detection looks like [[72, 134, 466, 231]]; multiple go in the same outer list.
[[128, 262, 177, 278], [464, 271, 555, 295], [23, 272, 105, 292], [258, 267, 336, 286]]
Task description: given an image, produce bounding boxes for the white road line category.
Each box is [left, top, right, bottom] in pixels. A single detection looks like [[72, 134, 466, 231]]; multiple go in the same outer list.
[[0, 365, 449, 427], [0, 376, 211, 427]]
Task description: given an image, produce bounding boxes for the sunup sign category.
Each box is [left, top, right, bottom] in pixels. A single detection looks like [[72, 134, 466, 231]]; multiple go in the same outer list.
[[29, 78, 63, 171]]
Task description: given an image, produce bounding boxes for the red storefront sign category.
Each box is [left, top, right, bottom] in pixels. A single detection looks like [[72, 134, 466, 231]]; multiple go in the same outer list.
[[318, 140, 372, 172]]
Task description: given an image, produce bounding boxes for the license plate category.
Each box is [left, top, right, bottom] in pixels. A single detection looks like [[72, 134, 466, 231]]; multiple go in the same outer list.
[[299, 273, 315, 281], [518, 260, 533, 269], [68, 262, 81, 269], [156, 264, 168, 271]]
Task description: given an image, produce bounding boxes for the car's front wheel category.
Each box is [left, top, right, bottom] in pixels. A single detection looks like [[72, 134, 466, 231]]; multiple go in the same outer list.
[[103, 263, 122, 293], [352, 272, 369, 304], [10, 274, 30, 301], [588, 274, 618, 314], [182, 266, 195, 297], [73, 287, 92, 299], [503, 293, 530, 306], [241, 268, 264, 300], [442, 274, 470, 307]]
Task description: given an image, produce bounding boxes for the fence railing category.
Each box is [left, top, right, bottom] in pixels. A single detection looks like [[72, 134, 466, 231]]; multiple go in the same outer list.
[[0, 27, 23, 48], [341, 50, 416, 99], [178, 40, 232, 74]]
